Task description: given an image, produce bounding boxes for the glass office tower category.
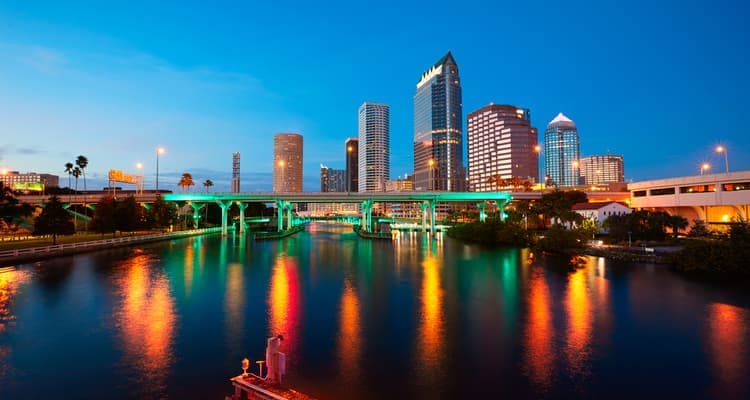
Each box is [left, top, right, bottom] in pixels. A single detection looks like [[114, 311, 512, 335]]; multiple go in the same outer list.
[[544, 112, 580, 188], [414, 51, 465, 191], [358, 102, 390, 192]]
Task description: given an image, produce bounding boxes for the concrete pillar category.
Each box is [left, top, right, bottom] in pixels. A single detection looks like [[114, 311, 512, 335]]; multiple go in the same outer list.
[[429, 201, 436, 236], [367, 204, 373, 232], [286, 203, 294, 229], [477, 202, 486, 222], [420, 201, 428, 232], [215, 200, 231, 235], [276, 200, 285, 231], [495, 199, 509, 222], [190, 202, 205, 229], [236, 201, 248, 233]]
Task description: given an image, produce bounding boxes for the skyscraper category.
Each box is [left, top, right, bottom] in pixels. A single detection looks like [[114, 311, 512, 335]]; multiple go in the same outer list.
[[544, 112, 580, 188], [273, 133, 303, 192], [358, 102, 390, 192], [345, 137, 358, 192], [320, 164, 345, 192], [414, 51, 464, 191], [467, 104, 539, 191], [580, 155, 625, 185]]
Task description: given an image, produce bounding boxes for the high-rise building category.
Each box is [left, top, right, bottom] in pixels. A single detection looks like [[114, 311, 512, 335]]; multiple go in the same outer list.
[[385, 175, 414, 192], [467, 104, 539, 192], [231, 152, 240, 193], [273, 133, 303, 192], [358, 102, 390, 192], [544, 112, 580, 188], [320, 164, 346, 192], [414, 51, 465, 191], [580, 155, 625, 185], [345, 137, 358, 192]]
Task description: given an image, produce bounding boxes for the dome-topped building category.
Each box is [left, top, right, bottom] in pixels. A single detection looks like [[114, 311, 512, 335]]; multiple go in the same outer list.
[[544, 112, 581, 188]]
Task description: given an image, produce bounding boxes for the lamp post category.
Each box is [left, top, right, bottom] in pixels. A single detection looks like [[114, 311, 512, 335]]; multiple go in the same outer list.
[[533, 144, 541, 189], [136, 162, 144, 194], [700, 162, 710, 175], [715, 146, 729, 173], [156, 147, 165, 192], [428, 158, 435, 191], [347, 145, 353, 192]]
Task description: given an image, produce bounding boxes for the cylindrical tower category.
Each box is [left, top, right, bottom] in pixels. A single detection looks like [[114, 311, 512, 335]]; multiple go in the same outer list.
[[273, 133, 303, 192]]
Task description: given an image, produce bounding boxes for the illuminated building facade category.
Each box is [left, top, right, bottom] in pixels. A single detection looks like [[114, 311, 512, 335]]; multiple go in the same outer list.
[[273, 133, 303, 192], [414, 51, 465, 191], [467, 104, 539, 192], [386, 175, 413, 192], [0, 171, 59, 191], [358, 102, 390, 192], [580, 155, 625, 185], [345, 137, 358, 192], [320, 164, 346, 192], [544, 112, 580, 188]]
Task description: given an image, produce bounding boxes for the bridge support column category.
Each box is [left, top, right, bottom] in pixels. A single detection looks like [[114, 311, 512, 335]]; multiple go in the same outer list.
[[216, 200, 231, 235], [420, 201, 428, 233], [477, 202, 486, 223], [495, 199, 509, 222], [286, 203, 294, 229], [429, 201, 436, 236], [276, 200, 285, 231], [361, 200, 373, 232], [190, 202, 205, 229], [236, 202, 248, 233]]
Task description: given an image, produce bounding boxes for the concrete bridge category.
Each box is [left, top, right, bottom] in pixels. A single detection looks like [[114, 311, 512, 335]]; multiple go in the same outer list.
[[628, 170, 750, 224]]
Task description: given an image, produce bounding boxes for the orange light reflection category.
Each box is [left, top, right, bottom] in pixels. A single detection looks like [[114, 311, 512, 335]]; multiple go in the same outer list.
[[565, 267, 591, 376], [707, 303, 748, 398], [337, 280, 361, 384], [523, 267, 554, 390], [268, 254, 301, 361], [418, 255, 444, 377]]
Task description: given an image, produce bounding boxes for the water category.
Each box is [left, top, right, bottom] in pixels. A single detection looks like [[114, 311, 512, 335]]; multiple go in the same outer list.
[[1, 222, 748, 399]]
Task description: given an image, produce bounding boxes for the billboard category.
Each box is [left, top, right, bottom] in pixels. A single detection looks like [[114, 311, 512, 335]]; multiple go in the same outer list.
[[108, 169, 141, 185], [12, 182, 44, 192]]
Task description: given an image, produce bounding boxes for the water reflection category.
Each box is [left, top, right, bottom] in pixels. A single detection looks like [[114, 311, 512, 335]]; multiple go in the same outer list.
[[417, 252, 444, 380], [268, 253, 301, 363], [0, 267, 31, 380], [565, 266, 592, 378], [114, 252, 176, 398], [523, 267, 554, 390], [707, 303, 748, 398], [337, 279, 362, 385], [225, 263, 245, 354]]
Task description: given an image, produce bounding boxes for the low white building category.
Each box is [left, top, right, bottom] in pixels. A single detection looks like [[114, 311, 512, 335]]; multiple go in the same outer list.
[[572, 201, 632, 224]]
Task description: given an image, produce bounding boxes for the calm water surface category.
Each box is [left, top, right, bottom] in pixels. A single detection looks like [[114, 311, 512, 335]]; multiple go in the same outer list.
[[1, 223, 749, 399]]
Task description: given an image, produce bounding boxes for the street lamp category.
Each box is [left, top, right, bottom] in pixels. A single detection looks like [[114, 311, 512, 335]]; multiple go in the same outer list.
[[156, 147, 165, 192], [428, 159, 435, 191], [700, 162, 710, 175], [136, 162, 144, 194], [715, 146, 729, 173], [533, 144, 541, 189], [347, 145, 354, 192]]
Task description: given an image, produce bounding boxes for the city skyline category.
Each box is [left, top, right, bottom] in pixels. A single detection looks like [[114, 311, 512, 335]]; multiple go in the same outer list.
[[1, 1, 748, 191]]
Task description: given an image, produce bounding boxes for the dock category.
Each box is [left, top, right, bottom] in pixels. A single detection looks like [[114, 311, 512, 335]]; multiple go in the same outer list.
[[226, 374, 317, 400]]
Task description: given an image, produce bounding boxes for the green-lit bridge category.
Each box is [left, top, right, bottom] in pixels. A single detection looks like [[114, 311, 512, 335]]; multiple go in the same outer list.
[[163, 191, 514, 235]]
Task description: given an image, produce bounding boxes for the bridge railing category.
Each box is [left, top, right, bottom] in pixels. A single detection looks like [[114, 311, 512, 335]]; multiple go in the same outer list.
[[0, 227, 224, 259]]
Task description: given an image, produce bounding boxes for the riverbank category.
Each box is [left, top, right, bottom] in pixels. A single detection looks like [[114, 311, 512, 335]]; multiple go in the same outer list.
[[252, 225, 304, 240], [0, 227, 226, 266]]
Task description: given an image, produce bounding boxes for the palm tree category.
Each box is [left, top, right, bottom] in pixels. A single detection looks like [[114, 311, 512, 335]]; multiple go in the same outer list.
[[178, 173, 195, 192], [203, 179, 214, 193], [75, 155, 88, 193], [64, 162, 74, 191], [72, 167, 81, 192]]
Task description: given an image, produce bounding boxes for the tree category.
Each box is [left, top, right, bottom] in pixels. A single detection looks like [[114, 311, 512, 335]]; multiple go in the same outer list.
[[75, 155, 88, 193], [72, 167, 81, 192], [203, 179, 214, 193], [687, 220, 712, 237], [0, 183, 34, 237], [178, 173, 195, 192], [148, 195, 177, 230], [64, 162, 74, 190], [115, 196, 144, 233], [91, 196, 117, 236], [532, 190, 588, 228], [33, 195, 74, 244], [666, 214, 689, 238]]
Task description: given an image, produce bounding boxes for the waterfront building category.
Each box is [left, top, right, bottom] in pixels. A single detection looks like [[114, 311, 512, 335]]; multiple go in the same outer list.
[[544, 112, 580, 188], [273, 133, 303, 192], [572, 201, 632, 225], [467, 104, 539, 192], [0, 170, 59, 191], [414, 51, 465, 191], [580, 155, 625, 185], [345, 137, 359, 192], [386, 175, 414, 192], [320, 164, 346, 192], [358, 102, 390, 192]]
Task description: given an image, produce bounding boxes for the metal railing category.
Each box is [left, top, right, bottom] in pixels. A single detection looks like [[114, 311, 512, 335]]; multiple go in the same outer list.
[[0, 227, 224, 259]]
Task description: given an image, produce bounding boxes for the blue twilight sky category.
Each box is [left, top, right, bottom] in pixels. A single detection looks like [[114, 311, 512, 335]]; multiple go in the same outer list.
[[1, 0, 748, 191]]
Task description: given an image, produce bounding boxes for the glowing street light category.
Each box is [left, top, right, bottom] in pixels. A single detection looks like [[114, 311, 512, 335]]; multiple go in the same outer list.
[[715, 145, 729, 173], [156, 147, 166, 192], [135, 162, 144, 194], [700, 162, 710, 175]]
